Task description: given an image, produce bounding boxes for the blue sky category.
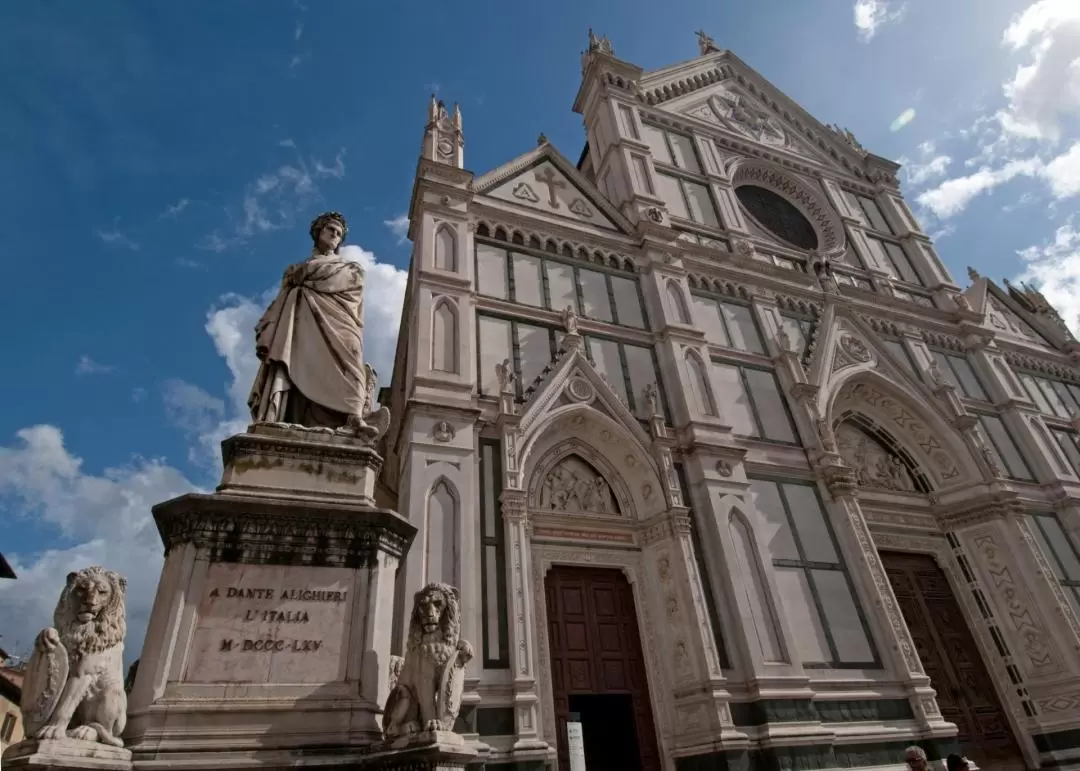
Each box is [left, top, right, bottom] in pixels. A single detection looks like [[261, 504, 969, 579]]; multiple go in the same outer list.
[[1, 0, 1078, 660]]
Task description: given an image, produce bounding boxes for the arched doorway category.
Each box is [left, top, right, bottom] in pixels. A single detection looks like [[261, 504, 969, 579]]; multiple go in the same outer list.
[[828, 379, 1024, 767], [545, 565, 661, 771]]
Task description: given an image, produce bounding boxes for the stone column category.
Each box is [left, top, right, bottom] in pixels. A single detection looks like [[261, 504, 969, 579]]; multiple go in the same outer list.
[[500, 490, 545, 751], [818, 462, 955, 737]]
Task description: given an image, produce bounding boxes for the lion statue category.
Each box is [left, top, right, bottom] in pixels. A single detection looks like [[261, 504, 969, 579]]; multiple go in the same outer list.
[[20, 566, 128, 747], [383, 582, 473, 738]]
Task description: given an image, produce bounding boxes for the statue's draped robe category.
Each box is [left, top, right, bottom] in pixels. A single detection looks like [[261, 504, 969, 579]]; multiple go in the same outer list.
[[248, 255, 366, 428]]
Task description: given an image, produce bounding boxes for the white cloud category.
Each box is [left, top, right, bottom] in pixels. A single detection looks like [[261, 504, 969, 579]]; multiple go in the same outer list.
[[160, 198, 190, 219], [75, 355, 113, 376], [0, 240, 406, 664], [901, 154, 952, 186], [915, 157, 1043, 219], [94, 229, 139, 251], [1040, 140, 1080, 197], [314, 149, 346, 179], [202, 151, 349, 251], [1016, 217, 1080, 337], [1000, 0, 1080, 142], [0, 425, 197, 663], [854, 0, 906, 42], [383, 214, 409, 244]]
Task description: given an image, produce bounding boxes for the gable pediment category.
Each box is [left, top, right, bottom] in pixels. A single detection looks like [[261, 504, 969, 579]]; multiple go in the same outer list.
[[475, 146, 633, 234], [985, 294, 1055, 348], [641, 55, 876, 175]]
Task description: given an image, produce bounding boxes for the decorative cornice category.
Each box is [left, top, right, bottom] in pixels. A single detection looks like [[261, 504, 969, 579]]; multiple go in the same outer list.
[[153, 493, 415, 567]]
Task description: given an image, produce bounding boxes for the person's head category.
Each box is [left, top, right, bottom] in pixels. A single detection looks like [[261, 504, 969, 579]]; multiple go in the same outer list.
[[904, 745, 928, 770], [309, 211, 348, 254], [946, 754, 969, 771]]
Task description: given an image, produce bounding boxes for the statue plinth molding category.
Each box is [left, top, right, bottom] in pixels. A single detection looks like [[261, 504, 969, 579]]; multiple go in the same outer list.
[[361, 730, 478, 771], [218, 422, 384, 506], [3, 739, 132, 771]]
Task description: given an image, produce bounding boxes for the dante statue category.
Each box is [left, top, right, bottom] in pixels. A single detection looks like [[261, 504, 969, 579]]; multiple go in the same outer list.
[[247, 211, 388, 437]]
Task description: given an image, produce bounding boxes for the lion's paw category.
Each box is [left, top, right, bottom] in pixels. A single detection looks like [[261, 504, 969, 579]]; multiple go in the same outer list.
[[424, 719, 442, 731], [37, 725, 68, 741], [68, 725, 100, 742]]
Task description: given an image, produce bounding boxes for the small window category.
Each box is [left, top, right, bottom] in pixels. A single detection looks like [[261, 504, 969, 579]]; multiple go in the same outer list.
[[931, 351, 988, 401], [711, 362, 798, 443], [1030, 514, 1080, 620], [1051, 429, 1080, 474], [779, 314, 814, 357], [749, 478, 877, 667], [476, 244, 508, 299], [977, 414, 1035, 481], [511, 253, 543, 307], [693, 296, 765, 353], [611, 276, 645, 328], [849, 193, 893, 234], [656, 173, 720, 228], [1019, 372, 1080, 419], [578, 268, 613, 322], [882, 339, 917, 374]]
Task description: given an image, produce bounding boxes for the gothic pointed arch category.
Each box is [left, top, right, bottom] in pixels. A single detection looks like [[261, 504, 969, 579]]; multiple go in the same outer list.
[[728, 508, 784, 662], [522, 408, 666, 521], [434, 223, 457, 271], [425, 477, 460, 586], [834, 415, 932, 493], [684, 348, 717, 417], [826, 371, 981, 489], [666, 280, 692, 324], [431, 297, 458, 373]]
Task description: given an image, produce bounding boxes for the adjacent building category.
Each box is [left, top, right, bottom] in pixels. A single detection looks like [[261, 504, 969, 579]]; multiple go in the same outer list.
[[382, 29, 1080, 771]]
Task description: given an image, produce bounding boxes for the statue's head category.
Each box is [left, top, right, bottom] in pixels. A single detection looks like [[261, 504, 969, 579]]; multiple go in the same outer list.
[[310, 211, 348, 255]]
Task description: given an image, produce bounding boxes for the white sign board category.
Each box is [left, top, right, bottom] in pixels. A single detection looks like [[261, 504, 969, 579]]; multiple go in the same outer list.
[[567, 719, 586, 771]]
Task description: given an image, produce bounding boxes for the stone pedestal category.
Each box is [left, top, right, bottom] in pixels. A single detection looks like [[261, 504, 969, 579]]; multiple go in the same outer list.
[[3, 739, 132, 770], [360, 731, 478, 771], [125, 424, 416, 769]]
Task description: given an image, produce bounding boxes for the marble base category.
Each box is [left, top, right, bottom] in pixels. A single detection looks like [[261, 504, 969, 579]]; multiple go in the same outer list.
[[2, 738, 133, 770], [359, 731, 479, 771], [126, 429, 416, 769], [218, 423, 383, 506]]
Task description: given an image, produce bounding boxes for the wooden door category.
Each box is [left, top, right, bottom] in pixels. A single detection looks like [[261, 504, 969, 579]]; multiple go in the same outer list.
[[881, 551, 1024, 766], [545, 566, 661, 771]]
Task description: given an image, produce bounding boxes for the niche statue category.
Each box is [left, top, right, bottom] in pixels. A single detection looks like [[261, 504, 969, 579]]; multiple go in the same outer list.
[[247, 211, 389, 438], [20, 567, 129, 747], [383, 583, 473, 737]]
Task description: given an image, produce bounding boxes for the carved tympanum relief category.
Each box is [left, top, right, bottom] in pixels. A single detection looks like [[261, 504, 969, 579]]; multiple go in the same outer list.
[[538, 455, 619, 515], [836, 422, 918, 493]]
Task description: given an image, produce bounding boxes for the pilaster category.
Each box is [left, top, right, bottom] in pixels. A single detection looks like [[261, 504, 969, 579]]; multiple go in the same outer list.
[[639, 507, 741, 757], [499, 491, 545, 751]]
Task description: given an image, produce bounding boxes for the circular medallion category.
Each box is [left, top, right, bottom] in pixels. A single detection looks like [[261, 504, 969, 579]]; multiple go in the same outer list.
[[437, 138, 453, 157], [840, 334, 871, 363], [566, 376, 595, 403]]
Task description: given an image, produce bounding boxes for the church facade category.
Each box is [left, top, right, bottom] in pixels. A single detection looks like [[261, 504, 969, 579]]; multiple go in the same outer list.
[[381, 30, 1080, 771]]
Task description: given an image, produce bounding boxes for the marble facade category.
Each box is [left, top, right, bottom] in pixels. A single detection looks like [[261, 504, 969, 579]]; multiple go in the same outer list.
[[383, 30, 1080, 771]]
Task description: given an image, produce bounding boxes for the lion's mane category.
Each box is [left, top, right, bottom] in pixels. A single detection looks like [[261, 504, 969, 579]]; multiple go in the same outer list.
[[406, 582, 459, 665], [53, 566, 127, 657]]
